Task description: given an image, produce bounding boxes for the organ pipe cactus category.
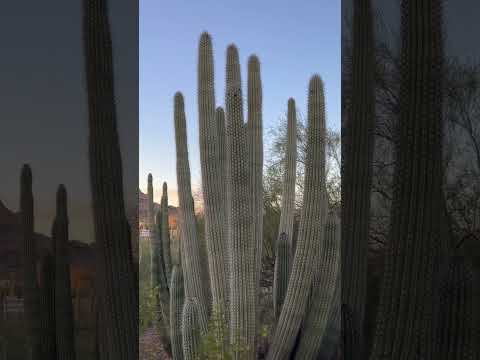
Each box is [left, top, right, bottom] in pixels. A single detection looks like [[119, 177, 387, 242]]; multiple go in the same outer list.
[[173, 91, 209, 318], [21, 164, 42, 360], [294, 212, 340, 359], [247, 55, 263, 332], [370, 0, 445, 358], [182, 298, 208, 360], [170, 265, 185, 360], [436, 256, 474, 359], [161, 182, 173, 284], [83, 0, 138, 358], [148, 173, 155, 228], [39, 253, 56, 359], [273, 232, 290, 320], [197, 32, 229, 316], [53, 185, 76, 360], [277, 98, 297, 257], [266, 75, 327, 360], [341, 0, 375, 357], [225, 44, 256, 358]]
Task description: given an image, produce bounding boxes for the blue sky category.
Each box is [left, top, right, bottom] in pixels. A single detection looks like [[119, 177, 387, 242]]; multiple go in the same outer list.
[[140, 0, 341, 205]]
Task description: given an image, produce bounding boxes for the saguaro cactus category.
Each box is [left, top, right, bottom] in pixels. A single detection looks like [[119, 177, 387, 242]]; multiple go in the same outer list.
[[197, 32, 230, 316], [266, 75, 327, 360], [294, 212, 340, 358], [83, 0, 138, 358], [53, 185, 76, 360], [21, 164, 42, 360], [161, 182, 173, 284], [39, 253, 56, 359], [173, 91, 209, 318], [341, 0, 375, 357], [370, 0, 444, 358], [170, 265, 185, 360], [147, 173, 155, 228], [247, 55, 263, 331], [182, 298, 208, 360], [225, 44, 256, 357], [273, 232, 290, 320], [277, 98, 297, 257]]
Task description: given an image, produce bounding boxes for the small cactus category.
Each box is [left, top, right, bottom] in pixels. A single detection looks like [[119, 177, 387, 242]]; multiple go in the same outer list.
[[170, 265, 185, 360], [161, 182, 173, 285]]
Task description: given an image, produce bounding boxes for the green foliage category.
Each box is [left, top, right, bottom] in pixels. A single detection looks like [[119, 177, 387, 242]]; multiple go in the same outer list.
[[139, 283, 158, 334]]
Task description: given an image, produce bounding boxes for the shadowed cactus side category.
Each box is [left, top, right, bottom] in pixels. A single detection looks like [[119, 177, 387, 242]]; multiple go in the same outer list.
[[370, 0, 445, 358], [182, 298, 208, 360], [273, 232, 290, 320], [83, 0, 138, 358], [171, 265, 185, 360], [173, 91, 209, 320], [197, 32, 229, 316], [53, 185, 76, 360], [294, 212, 340, 359], [341, 0, 375, 357], [39, 253, 56, 359], [267, 75, 327, 360], [21, 164, 42, 360]]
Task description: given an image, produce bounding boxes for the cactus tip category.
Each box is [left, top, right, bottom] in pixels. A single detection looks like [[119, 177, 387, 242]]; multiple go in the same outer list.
[[174, 91, 184, 106], [226, 44, 239, 59], [199, 31, 212, 44], [163, 182, 168, 192], [148, 173, 153, 182], [21, 164, 32, 181], [288, 97, 295, 107], [248, 54, 260, 70]]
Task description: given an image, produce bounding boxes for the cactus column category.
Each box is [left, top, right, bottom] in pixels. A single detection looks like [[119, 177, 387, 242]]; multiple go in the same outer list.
[[341, 0, 375, 358], [266, 75, 327, 360], [370, 0, 444, 358], [53, 185, 76, 360], [173, 91, 209, 318], [39, 253, 56, 359], [170, 265, 185, 360], [21, 164, 42, 360], [225, 45, 256, 358], [182, 298, 208, 360], [161, 182, 173, 284], [197, 32, 229, 316], [273, 232, 290, 320], [83, 0, 138, 358]]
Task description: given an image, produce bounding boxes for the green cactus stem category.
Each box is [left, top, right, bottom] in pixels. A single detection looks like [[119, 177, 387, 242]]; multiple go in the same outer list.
[[266, 75, 327, 360], [273, 232, 290, 320], [170, 265, 185, 360], [161, 182, 173, 285], [39, 253, 56, 359], [182, 297, 208, 360]]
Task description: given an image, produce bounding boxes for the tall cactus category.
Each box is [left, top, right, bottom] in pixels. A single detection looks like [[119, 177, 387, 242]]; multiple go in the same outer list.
[[39, 253, 56, 359], [182, 298, 208, 360], [53, 185, 76, 360], [21, 164, 42, 360], [247, 55, 264, 337], [370, 0, 444, 358], [197, 31, 229, 316], [170, 265, 185, 360], [225, 44, 256, 358], [83, 0, 138, 358], [173, 91, 209, 319], [148, 173, 155, 228], [341, 0, 375, 357], [273, 232, 290, 320], [277, 98, 297, 256], [266, 75, 327, 360], [161, 182, 173, 284], [294, 212, 340, 359]]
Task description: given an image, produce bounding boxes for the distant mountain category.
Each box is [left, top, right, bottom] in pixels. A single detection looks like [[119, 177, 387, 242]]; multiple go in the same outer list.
[[138, 189, 178, 230]]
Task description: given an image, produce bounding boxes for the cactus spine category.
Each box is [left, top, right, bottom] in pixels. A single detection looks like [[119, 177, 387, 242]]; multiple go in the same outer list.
[[341, 0, 375, 357], [197, 32, 229, 315], [170, 265, 185, 360], [182, 298, 208, 360], [21, 164, 42, 360], [53, 185, 76, 360], [266, 75, 327, 360], [83, 0, 138, 358], [273, 232, 290, 320], [225, 44, 256, 357], [39, 253, 56, 359], [294, 212, 340, 359], [247, 55, 263, 337], [173, 91, 209, 319], [370, 0, 444, 358], [161, 182, 173, 284]]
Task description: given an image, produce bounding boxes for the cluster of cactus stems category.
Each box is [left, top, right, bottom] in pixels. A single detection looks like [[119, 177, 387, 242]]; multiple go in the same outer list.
[[83, 0, 138, 358], [341, 0, 375, 357], [369, 0, 445, 358], [167, 32, 340, 360], [20, 166, 76, 360]]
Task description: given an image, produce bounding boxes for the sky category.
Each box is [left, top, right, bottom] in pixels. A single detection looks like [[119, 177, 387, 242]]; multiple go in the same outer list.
[[140, 0, 341, 205]]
